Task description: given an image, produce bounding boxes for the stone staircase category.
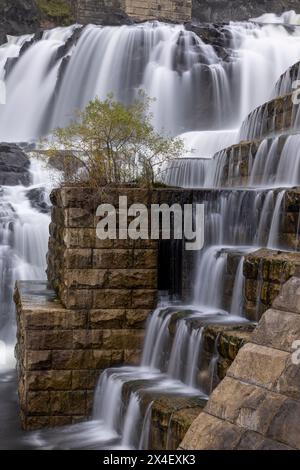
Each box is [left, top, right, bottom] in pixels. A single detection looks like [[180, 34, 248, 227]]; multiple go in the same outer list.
[[180, 276, 300, 450], [179, 60, 300, 451]]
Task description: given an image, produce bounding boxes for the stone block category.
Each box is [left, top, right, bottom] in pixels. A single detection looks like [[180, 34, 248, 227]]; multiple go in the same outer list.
[[206, 377, 286, 435], [52, 350, 93, 370], [64, 269, 107, 289], [92, 349, 123, 369], [252, 309, 300, 352], [26, 330, 73, 350], [236, 430, 293, 450], [89, 309, 125, 328], [102, 329, 144, 350], [179, 413, 244, 450], [275, 358, 300, 400], [268, 399, 300, 449], [273, 277, 300, 313], [131, 289, 157, 308], [227, 343, 289, 390], [27, 391, 51, 414], [92, 249, 133, 269], [72, 370, 99, 391], [27, 371, 72, 391], [125, 309, 149, 328], [64, 249, 92, 269], [73, 329, 104, 349], [93, 289, 131, 308], [108, 269, 157, 289], [25, 350, 52, 371], [133, 249, 158, 268], [50, 391, 86, 416]]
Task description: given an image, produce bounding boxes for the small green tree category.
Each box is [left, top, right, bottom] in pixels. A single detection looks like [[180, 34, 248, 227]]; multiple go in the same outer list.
[[37, 0, 74, 25], [43, 93, 183, 188]]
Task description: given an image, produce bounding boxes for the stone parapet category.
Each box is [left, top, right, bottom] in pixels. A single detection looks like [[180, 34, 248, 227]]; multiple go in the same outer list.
[[47, 187, 159, 311]]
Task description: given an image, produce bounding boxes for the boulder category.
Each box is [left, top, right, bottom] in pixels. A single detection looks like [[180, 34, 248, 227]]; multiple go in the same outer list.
[[0, 142, 31, 186], [0, 0, 39, 44], [25, 187, 51, 214]]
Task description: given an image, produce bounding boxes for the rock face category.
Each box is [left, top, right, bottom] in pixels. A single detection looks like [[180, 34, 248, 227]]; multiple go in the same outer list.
[[0, 0, 76, 44], [192, 1, 300, 23], [0, 143, 31, 186], [0, 0, 39, 44], [25, 187, 51, 214], [180, 276, 300, 450]]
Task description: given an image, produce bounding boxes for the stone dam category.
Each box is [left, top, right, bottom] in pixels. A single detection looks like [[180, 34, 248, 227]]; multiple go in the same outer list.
[[0, 8, 300, 451]]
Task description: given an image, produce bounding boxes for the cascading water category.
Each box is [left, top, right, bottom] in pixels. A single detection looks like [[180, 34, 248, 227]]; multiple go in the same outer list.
[[1, 11, 300, 450], [1, 18, 300, 141], [0, 158, 52, 360]]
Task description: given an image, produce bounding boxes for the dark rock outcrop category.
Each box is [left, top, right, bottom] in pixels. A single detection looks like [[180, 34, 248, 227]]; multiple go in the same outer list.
[[25, 187, 51, 214], [0, 0, 40, 44], [0, 143, 31, 186]]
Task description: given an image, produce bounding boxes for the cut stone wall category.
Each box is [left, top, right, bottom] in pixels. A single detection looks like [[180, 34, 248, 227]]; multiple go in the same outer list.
[[14, 278, 148, 430], [47, 187, 158, 312], [75, 0, 192, 24], [15, 186, 161, 430], [119, 320, 253, 450], [180, 276, 300, 450], [125, 0, 192, 22]]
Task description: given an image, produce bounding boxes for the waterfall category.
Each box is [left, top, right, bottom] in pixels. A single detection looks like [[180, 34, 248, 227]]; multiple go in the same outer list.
[[230, 257, 245, 316], [0, 159, 52, 365], [252, 11, 300, 25], [1, 20, 300, 141], [1, 12, 300, 450]]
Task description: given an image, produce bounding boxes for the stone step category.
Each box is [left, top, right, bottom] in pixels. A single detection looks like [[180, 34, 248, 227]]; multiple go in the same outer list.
[[120, 317, 253, 450], [180, 275, 300, 450], [243, 249, 300, 321], [239, 91, 298, 142], [211, 132, 300, 188], [274, 60, 300, 97], [121, 377, 206, 450], [14, 281, 146, 430]]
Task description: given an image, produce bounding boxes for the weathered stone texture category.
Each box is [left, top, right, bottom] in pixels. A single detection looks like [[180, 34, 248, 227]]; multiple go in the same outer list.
[[15, 186, 160, 430], [243, 249, 300, 320], [15, 280, 147, 430], [180, 276, 300, 450], [240, 92, 298, 141], [75, 0, 192, 24]]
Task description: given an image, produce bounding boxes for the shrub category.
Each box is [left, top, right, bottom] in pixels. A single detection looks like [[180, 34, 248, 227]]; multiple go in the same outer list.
[[43, 93, 184, 188]]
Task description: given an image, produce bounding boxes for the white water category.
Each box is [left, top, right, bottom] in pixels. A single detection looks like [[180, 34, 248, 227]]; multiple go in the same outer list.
[[1, 19, 300, 140], [252, 11, 300, 25], [0, 158, 52, 369], [0, 13, 300, 450]]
